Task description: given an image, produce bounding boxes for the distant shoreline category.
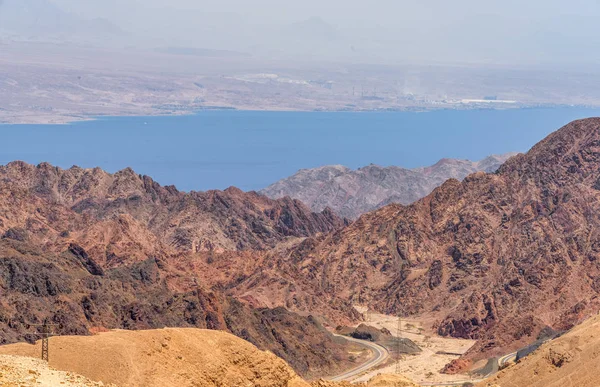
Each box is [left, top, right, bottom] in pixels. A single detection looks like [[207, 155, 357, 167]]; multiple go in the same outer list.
[[0, 103, 593, 125]]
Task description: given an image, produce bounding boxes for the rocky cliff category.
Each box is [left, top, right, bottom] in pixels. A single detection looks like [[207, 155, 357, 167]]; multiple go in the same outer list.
[[261, 154, 516, 219]]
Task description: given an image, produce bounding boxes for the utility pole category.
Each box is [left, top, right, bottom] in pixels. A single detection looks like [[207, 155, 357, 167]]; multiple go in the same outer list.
[[395, 315, 403, 374]]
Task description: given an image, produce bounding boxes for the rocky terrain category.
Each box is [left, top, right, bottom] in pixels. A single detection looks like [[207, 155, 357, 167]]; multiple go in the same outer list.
[[256, 118, 600, 366], [0, 161, 343, 260], [0, 236, 357, 379], [0, 354, 113, 387], [261, 154, 516, 219], [479, 314, 600, 387]]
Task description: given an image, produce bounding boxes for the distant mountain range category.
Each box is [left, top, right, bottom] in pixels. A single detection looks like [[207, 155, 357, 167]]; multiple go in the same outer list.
[[261, 153, 518, 219], [0, 0, 124, 44]]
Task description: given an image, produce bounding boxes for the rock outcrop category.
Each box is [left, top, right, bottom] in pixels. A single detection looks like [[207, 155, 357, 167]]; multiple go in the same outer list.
[[0, 355, 113, 387], [261, 154, 516, 219]]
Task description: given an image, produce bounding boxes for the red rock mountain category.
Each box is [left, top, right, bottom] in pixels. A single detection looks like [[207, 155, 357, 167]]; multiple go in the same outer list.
[[0, 162, 354, 379], [0, 161, 344, 265], [255, 118, 600, 363]]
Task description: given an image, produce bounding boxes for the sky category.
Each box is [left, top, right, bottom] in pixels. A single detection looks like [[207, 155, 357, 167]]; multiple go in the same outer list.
[[4, 0, 600, 66]]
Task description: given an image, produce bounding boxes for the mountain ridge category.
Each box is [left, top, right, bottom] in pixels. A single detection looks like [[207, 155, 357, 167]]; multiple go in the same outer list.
[[256, 117, 600, 365], [261, 153, 518, 219]]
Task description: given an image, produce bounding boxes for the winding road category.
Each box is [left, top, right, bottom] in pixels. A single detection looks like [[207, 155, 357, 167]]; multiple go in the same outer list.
[[328, 332, 519, 385], [329, 335, 389, 382]]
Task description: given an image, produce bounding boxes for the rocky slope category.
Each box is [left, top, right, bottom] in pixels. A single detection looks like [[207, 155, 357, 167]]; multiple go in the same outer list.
[[479, 314, 600, 387], [0, 328, 419, 387], [0, 236, 354, 379], [259, 118, 600, 363], [0, 354, 113, 387], [261, 154, 516, 219]]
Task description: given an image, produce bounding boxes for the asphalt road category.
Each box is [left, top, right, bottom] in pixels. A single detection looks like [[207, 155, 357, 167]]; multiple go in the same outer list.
[[329, 335, 389, 382]]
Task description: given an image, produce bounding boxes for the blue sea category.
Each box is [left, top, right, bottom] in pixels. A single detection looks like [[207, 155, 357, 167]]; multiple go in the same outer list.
[[2, 108, 600, 191]]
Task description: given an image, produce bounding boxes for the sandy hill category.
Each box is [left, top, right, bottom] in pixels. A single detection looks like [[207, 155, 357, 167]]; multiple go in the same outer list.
[[0, 328, 310, 387], [261, 154, 516, 219], [478, 314, 600, 387], [0, 328, 418, 387], [0, 354, 112, 387]]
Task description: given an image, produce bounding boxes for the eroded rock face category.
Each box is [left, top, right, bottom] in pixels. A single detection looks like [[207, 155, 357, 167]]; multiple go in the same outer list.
[[266, 118, 600, 361], [261, 154, 516, 219]]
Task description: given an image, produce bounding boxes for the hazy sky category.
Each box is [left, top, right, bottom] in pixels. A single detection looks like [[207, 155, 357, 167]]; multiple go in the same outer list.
[[9, 0, 600, 65]]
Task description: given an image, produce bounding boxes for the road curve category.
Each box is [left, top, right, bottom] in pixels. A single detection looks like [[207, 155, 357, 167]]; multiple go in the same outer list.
[[329, 335, 389, 382]]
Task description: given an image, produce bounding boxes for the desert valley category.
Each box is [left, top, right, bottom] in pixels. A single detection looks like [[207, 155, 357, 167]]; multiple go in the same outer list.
[[2, 118, 600, 386], [3, 0, 600, 385]]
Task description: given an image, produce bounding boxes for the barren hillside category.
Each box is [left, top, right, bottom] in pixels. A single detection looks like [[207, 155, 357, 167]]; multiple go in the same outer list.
[[479, 314, 600, 387], [0, 328, 310, 387]]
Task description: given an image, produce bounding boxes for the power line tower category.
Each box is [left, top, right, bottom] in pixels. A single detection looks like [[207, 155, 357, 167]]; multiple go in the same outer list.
[[30, 320, 58, 362], [395, 315, 403, 374]]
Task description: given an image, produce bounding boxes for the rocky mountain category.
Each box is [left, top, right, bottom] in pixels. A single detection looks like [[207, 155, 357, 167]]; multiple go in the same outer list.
[[0, 161, 353, 378], [3, 117, 599, 379], [254, 118, 600, 365], [261, 154, 517, 219], [0, 0, 124, 44], [0, 161, 344, 263]]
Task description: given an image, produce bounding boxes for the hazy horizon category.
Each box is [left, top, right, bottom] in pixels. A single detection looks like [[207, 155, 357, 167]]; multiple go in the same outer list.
[[2, 0, 600, 67]]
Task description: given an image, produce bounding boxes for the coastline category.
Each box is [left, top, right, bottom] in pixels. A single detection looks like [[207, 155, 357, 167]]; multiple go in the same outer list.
[[0, 103, 588, 126]]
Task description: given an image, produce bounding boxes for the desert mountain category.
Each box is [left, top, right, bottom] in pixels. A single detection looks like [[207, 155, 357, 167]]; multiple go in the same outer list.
[[0, 237, 355, 378], [255, 118, 600, 365], [0, 161, 343, 263], [478, 314, 600, 387], [261, 154, 516, 219], [0, 162, 354, 378]]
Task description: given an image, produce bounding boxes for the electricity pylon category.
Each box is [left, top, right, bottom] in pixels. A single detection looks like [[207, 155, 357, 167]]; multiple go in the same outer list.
[[395, 315, 403, 374], [30, 320, 58, 362]]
